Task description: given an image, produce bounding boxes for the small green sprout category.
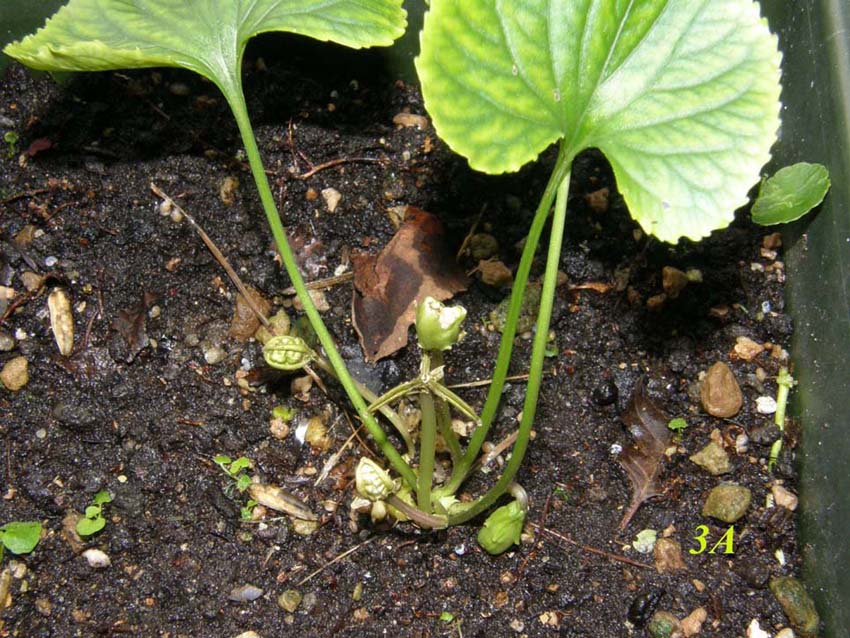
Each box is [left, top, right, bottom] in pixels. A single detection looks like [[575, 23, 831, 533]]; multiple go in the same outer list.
[[214, 455, 253, 493], [477, 500, 526, 555], [769, 367, 796, 470], [240, 499, 259, 521], [0, 521, 42, 559], [439, 611, 455, 623], [76, 490, 112, 537], [3, 131, 18, 158], [667, 418, 689, 433], [553, 486, 569, 503], [272, 405, 295, 421]]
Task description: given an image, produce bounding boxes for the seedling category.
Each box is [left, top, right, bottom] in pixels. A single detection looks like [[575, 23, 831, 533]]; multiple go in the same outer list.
[[667, 418, 689, 433], [214, 455, 253, 495], [3, 131, 18, 158], [768, 367, 795, 470], [76, 490, 112, 537], [0, 521, 42, 560]]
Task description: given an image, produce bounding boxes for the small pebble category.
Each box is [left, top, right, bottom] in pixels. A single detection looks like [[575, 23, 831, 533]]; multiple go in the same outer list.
[[702, 484, 752, 523], [654, 538, 686, 573], [233, 632, 263, 638], [301, 592, 317, 612], [321, 187, 342, 213], [700, 362, 743, 418], [44, 256, 58, 268], [203, 346, 227, 365], [735, 433, 749, 454], [592, 379, 618, 406], [0, 331, 14, 351], [775, 629, 795, 638], [756, 396, 777, 414], [747, 619, 770, 638], [689, 441, 731, 475], [681, 607, 706, 637], [770, 577, 819, 637], [772, 484, 798, 511], [662, 266, 689, 298], [733, 336, 765, 361], [229, 584, 263, 602], [82, 548, 111, 569], [647, 611, 683, 638], [1, 356, 29, 391], [277, 589, 301, 613]]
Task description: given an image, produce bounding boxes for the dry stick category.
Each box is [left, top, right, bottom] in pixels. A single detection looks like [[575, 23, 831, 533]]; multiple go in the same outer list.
[[447, 369, 557, 390], [150, 182, 270, 328], [295, 157, 388, 180], [279, 272, 354, 296], [529, 523, 653, 569], [297, 537, 375, 586], [1, 188, 49, 204]]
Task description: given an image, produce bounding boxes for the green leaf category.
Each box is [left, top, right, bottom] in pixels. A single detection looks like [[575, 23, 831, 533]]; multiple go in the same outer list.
[[0, 521, 42, 554], [76, 515, 106, 537], [751, 162, 831, 225], [214, 455, 232, 469], [84, 505, 102, 519], [439, 611, 455, 622], [417, 0, 782, 242], [667, 417, 688, 432], [235, 474, 253, 493], [93, 490, 113, 506], [4, 0, 406, 85], [229, 457, 253, 475]]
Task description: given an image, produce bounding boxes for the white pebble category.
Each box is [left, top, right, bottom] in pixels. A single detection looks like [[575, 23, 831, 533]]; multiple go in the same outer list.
[[746, 619, 770, 638], [609, 443, 623, 455], [83, 548, 111, 569], [756, 396, 777, 414], [44, 256, 58, 268]]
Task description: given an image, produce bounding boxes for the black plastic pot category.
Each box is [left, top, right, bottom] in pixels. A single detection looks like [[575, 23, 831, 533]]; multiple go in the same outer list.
[[761, 2, 850, 637], [2, 2, 848, 635]]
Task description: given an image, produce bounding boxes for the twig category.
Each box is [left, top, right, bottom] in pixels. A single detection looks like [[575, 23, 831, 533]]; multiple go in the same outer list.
[[447, 369, 557, 390], [455, 207, 485, 261], [1, 188, 49, 204], [150, 182, 270, 327], [530, 523, 654, 569], [0, 287, 42, 324], [315, 424, 362, 486], [294, 157, 388, 180], [279, 272, 353, 296], [297, 538, 375, 585]]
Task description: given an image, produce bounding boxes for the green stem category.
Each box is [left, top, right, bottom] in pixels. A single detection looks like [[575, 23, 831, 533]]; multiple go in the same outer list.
[[445, 144, 574, 493], [417, 390, 437, 513], [431, 352, 461, 465], [386, 495, 447, 529], [448, 166, 572, 525], [769, 366, 794, 469], [311, 356, 415, 457], [220, 77, 416, 489]]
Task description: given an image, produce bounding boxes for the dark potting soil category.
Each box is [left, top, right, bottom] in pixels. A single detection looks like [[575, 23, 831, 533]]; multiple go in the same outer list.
[[1, 36, 803, 638]]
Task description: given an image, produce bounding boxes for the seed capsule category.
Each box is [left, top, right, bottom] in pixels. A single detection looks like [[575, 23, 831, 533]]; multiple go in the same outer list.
[[263, 335, 314, 371]]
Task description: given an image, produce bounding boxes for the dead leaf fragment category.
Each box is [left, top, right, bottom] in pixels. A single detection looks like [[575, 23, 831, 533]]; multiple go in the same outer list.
[[352, 206, 468, 361], [392, 112, 429, 130], [228, 286, 271, 341], [112, 293, 157, 363], [618, 381, 672, 529], [248, 484, 316, 521], [48, 288, 74, 356]]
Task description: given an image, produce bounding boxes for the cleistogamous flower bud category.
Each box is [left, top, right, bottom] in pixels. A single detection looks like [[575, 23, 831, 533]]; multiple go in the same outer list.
[[415, 296, 467, 352], [355, 458, 397, 502], [477, 500, 526, 555], [263, 335, 314, 371]]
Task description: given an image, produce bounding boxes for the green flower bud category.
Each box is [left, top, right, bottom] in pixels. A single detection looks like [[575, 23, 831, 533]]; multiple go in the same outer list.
[[355, 458, 396, 502], [263, 335, 314, 371], [415, 296, 467, 351], [477, 500, 526, 555]]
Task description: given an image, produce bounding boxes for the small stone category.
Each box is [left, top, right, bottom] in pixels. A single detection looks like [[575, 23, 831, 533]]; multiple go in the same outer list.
[[756, 396, 777, 414], [702, 484, 752, 523], [277, 589, 302, 613], [229, 584, 263, 602], [763, 232, 782, 249], [681, 607, 706, 637], [392, 112, 429, 129], [291, 518, 319, 536], [1, 356, 28, 391], [82, 549, 111, 569], [689, 441, 731, 475], [219, 176, 239, 206], [21, 272, 44, 291], [734, 559, 771, 589], [301, 592, 317, 612], [772, 484, 798, 511], [747, 619, 770, 638], [769, 577, 819, 637], [321, 187, 342, 213], [203, 346, 227, 365], [305, 416, 330, 452], [662, 267, 689, 298], [233, 633, 263, 638], [749, 422, 780, 444], [478, 259, 512, 287], [305, 188, 319, 201], [647, 611, 683, 638], [585, 187, 609, 213], [732, 336, 765, 361], [647, 293, 667, 311], [169, 82, 191, 96], [35, 597, 52, 616], [700, 362, 744, 418], [592, 379, 618, 406], [269, 418, 290, 440], [509, 619, 525, 633], [654, 538, 686, 573], [633, 529, 657, 554], [539, 611, 560, 627], [0, 332, 15, 351], [469, 233, 499, 261], [775, 629, 795, 638]]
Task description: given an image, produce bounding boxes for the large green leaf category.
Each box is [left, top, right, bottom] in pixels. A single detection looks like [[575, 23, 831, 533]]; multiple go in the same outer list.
[[416, 0, 782, 242], [4, 0, 406, 86]]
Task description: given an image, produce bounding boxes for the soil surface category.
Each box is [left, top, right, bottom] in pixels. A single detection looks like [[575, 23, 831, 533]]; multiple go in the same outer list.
[[1, 37, 803, 638]]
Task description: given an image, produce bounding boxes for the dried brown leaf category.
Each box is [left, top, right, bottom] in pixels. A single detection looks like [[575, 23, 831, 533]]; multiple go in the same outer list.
[[618, 381, 671, 529], [228, 285, 271, 341], [112, 293, 157, 363], [352, 206, 468, 361]]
